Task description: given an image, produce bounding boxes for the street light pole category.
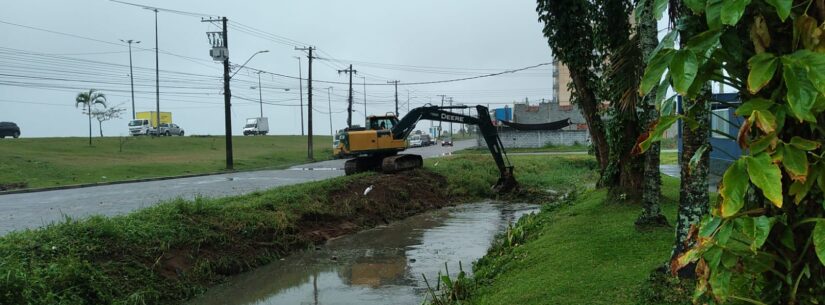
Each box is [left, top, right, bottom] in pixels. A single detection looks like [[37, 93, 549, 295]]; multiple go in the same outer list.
[[257, 71, 263, 118], [120, 39, 140, 119], [327, 87, 333, 136]]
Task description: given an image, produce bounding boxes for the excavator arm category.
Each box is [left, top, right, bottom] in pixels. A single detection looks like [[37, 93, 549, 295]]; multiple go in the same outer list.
[[391, 105, 517, 193]]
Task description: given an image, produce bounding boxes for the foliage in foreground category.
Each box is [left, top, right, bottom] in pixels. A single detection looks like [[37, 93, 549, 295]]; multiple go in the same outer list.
[[637, 0, 825, 302]]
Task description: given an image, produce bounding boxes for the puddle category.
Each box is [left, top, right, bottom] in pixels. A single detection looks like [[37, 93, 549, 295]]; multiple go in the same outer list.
[[289, 167, 343, 171], [187, 201, 538, 305]]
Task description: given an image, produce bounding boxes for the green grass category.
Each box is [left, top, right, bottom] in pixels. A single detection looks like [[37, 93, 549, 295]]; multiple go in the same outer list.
[[426, 154, 599, 199], [0, 135, 332, 189], [464, 177, 684, 305], [661, 150, 678, 165]]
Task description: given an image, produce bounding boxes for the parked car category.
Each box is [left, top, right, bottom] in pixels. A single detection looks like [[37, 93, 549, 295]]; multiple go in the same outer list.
[[154, 123, 185, 136], [441, 137, 453, 146], [0, 122, 21, 138]]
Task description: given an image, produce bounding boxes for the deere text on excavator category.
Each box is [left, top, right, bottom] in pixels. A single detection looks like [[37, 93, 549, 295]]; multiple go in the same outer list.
[[333, 105, 517, 193]]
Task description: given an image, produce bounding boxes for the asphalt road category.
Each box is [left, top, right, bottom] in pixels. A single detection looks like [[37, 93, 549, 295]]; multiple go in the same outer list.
[[0, 140, 477, 235]]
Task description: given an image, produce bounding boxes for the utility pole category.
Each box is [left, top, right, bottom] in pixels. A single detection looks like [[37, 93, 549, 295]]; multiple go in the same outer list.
[[388, 80, 399, 115], [256, 71, 263, 118], [295, 46, 316, 160], [338, 65, 357, 128], [406, 89, 410, 112], [361, 76, 367, 123], [203, 16, 234, 169], [327, 87, 333, 136], [153, 9, 160, 138], [294, 56, 304, 136], [120, 39, 140, 119]]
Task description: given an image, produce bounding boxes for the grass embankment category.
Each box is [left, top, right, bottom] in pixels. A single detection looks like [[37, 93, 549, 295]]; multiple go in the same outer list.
[[440, 177, 688, 305], [0, 135, 332, 190], [0, 154, 596, 305]]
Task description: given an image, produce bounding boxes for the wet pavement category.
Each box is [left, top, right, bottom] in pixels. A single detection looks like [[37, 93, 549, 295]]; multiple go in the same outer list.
[[186, 201, 538, 305], [0, 140, 476, 235]]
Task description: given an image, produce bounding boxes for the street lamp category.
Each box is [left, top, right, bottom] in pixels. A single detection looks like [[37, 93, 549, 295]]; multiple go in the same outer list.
[[230, 50, 268, 79], [119, 39, 140, 119]]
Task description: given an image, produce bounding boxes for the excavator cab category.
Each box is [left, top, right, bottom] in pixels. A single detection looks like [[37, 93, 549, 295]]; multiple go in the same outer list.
[[366, 115, 398, 131]]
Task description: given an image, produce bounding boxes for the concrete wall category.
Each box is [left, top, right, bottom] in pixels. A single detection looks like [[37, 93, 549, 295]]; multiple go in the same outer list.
[[479, 129, 590, 148]]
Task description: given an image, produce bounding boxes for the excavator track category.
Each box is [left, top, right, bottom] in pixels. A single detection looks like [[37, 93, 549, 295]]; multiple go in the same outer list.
[[343, 154, 423, 176], [380, 154, 423, 173]]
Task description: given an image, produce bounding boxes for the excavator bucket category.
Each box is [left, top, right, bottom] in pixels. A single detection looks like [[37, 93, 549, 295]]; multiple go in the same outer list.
[[492, 166, 518, 193]]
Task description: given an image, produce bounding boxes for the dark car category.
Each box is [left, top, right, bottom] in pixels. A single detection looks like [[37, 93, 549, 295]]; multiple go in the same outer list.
[[441, 138, 453, 146], [0, 122, 20, 139]]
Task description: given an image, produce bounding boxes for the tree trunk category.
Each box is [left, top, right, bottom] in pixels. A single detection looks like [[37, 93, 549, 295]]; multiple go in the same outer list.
[[670, 89, 711, 277], [635, 0, 667, 227], [569, 69, 609, 171], [607, 108, 645, 200], [87, 104, 92, 146], [99, 121, 104, 137]]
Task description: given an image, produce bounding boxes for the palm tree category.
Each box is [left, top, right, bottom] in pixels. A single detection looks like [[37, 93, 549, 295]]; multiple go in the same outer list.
[[75, 89, 107, 146]]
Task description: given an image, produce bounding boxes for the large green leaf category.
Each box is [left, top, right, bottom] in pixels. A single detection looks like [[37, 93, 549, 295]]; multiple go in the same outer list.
[[752, 216, 773, 251], [790, 136, 821, 151], [783, 60, 818, 122], [735, 98, 774, 116], [796, 50, 825, 96], [636, 115, 681, 153], [782, 144, 809, 182], [720, 159, 749, 217], [747, 53, 778, 94], [687, 29, 722, 54], [815, 220, 825, 266], [641, 49, 675, 95], [747, 153, 784, 208], [653, 0, 668, 19], [709, 269, 732, 300], [705, 0, 724, 30], [684, 0, 707, 13], [671, 50, 699, 95], [721, 0, 751, 25], [765, 0, 792, 21], [750, 133, 778, 154]]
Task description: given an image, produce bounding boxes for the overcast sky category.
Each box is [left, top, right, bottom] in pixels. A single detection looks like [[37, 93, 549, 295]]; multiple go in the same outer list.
[[1, 0, 558, 137]]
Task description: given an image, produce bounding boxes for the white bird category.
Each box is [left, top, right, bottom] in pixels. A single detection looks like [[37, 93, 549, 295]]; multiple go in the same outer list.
[[363, 185, 374, 196]]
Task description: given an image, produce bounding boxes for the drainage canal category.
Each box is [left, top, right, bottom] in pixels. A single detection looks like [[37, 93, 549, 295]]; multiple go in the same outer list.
[[188, 201, 538, 305]]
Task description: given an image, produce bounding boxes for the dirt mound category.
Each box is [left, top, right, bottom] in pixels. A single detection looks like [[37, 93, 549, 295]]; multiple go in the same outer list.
[[299, 169, 450, 243]]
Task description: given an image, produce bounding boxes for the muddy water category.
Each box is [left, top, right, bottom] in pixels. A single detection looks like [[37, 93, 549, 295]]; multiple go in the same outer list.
[[187, 201, 538, 305]]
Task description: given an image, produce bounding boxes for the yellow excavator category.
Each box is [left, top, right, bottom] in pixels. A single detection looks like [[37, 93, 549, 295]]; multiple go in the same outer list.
[[333, 104, 517, 193]]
